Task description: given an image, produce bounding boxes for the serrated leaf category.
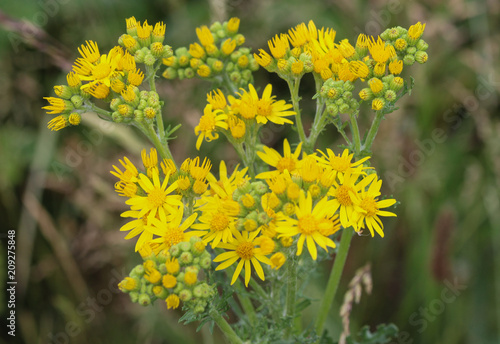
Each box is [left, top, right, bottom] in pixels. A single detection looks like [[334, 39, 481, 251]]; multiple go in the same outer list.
[[345, 323, 398, 344]]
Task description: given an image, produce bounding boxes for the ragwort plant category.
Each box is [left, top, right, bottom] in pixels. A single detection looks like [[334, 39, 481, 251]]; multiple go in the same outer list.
[[43, 17, 428, 344]]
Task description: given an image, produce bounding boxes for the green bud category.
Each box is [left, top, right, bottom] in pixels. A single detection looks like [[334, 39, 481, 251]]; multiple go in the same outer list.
[[138, 293, 151, 306], [225, 61, 235, 72], [230, 51, 242, 63], [384, 89, 397, 102], [242, 69, 252, 81], [134, 49, 146, 63], [144, 53, 156, 66], [229, 71, 241, 84], [134, 110, 144, 122], [193, 285, 204, 298], [343, 80, 355, 92], [194, 305, 205, 314], [406, 47, 417, 55], [249, 58, 259, 71], [326, 103, 339, 116], [174, 281, 184, 294], [185, 266, 199, 275], [137, 99, 147, 110], [129, 291, 139, 303], [380, 29, 391, 41], [416, 39, 428, 51], [339, 103, 350, 114], [110, 98, 123, 111], [162, 67, 177, 79], [252, 181, 268, 195], [179, 252, 193, 265], [210, 21, 223, 33], [257, 211, 270, 225], [70, 95, 83, 108], [158, 263, 167, 274], [200, 256, 211, 269], [415, 51, 428, 64], [342, 91, 352, 101], [170, 244, 181, 257], [184, 67, 195, 78], [403, 54, 415, 66], [179, 242, 191, 252], [179, 289, 192, 302], [112, 111, 123, 123], [177, 69, 185, 80]]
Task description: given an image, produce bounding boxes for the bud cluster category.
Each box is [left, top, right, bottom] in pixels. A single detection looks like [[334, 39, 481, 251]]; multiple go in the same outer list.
[[381, 23, 429, 66], [119, 17, 173, 66], [119, 237, 215, 314], [162, 18, 259, 89], [358, 74, 405, 110], [319, 79, 359, 116], [110, 89, 162, 124]]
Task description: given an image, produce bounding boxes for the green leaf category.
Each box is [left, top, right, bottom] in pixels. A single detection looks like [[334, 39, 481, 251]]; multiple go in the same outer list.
[[345, 323, 399, 344]]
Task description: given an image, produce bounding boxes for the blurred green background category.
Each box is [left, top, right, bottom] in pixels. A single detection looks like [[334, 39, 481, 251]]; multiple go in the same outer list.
[[1, 0, 499, 343]]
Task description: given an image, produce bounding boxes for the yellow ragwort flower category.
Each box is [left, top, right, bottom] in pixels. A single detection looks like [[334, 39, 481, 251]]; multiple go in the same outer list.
[[351, 176, 397, 237], [194, 104, 228, 150], [276, 192, 340, 260], [257, 139, 303, 179], [214, 229, 272, 286]]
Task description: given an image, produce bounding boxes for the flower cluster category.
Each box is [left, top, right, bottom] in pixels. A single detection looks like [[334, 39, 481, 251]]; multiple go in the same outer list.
[[195, 85, 295, 149], [119, 237, 215, 313], [162, 18, 259, 88], [254, 21, 427, 111], [43, 17, 172, 131], [43, 15, 429, 343]]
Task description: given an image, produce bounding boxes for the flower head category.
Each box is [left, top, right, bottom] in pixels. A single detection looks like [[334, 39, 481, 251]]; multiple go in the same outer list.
[[194, 104, 228, 150], [214, 229, 272, 286], [276, 192, 340, 260], [257, 139, 302, 179]]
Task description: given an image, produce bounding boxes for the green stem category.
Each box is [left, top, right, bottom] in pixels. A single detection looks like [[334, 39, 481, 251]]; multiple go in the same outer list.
[[306, 108, 328, 151], [349, 111, 362, 154], [223, 73, 239, 95], [285, 254, 298, 338], [143, 122, 174, 162], [362, 110, 385, 153], [209, 309, 244, 344], [87, 102, 113, 120], [287, 78, 308, 150], [146, 65, 166, 145], [314, 228, 354, 339]]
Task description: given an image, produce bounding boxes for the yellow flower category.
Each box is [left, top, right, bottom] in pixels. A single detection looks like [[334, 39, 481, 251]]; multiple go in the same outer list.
[[368, 36, 395, 64], [165, 294, 180, 309], [148, 207, 204, 253], [227, 17, 240, 34], [257, 139, 302, 179], [47, 115, 67, 131], [337, 39, 355, 59], [388, 59, 403, 75], [214, 229, 272, 287], [111, 156, 138, 183], [128, 68, 145, 86], [275, 192, 340, 260], [43, 97, 69, 114], [75, 46, 124, 89], [408, 22, 426, 42], [222, 39, 237, 55], [207, 89, 227, 110], [268, 33, 289, 59], [189, 156, 212, 181], [254, 49, 272, 68], [125, 171, 182, 223], [351, 176, 397, 237], [206, 160, 249, 201], [118, 211, 158, 251], [192, 197, 239, 248], [194, 104, 228, 150], [328, 171, 375, 228], [247, 84, 294, 125], [77, 40, 100, 64], [196, 25, 214, 47], [270, 252, 286, 269]]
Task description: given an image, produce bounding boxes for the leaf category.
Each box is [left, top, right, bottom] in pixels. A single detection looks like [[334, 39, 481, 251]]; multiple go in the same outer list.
[[345, 324, 399, 344]]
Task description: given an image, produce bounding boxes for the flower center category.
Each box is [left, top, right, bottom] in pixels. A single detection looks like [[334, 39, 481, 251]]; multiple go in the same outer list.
[[335, 185, 352, 206], [298, 214, 317, 235], [148, 188, 166, 208], [236, 242, 254, 260], [210, 212, 230, 232], [163, 228, 184, 248], [257, 99, 272, 117], [360, 197, 378, 217], [199, 114, 216, 131], [276, 157, 295, 172], [329, 156, 350, 172], [92, 62, 112, 80]]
